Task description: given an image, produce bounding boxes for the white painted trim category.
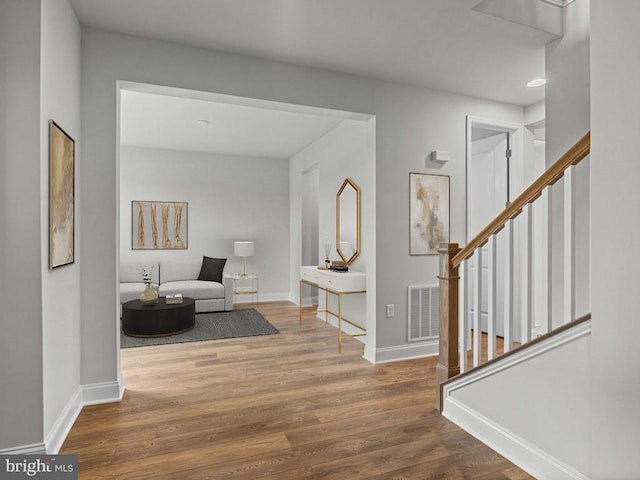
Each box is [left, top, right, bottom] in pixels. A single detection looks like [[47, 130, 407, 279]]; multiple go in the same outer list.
[[563, 166, 576, 324], [367, 339, 439, 364], [444, 320, 590, 392], [1, 381, 124, 456], [44, 388, 83, 454], [442, 320, 591, 479], [540, 0, 576, 7], [443, 398, 589, 480], [82, 380, 125, 406], [465, 115, 525, 243], [0, 443, 47, 455], [362, 345, 376, 364]]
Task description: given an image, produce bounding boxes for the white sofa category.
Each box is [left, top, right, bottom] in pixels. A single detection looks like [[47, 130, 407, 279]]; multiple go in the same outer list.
[[120, 259, 233, 313]]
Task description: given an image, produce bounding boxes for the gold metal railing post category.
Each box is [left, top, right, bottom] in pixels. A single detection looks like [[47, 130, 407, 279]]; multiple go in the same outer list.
[[436, 243, 461, 412]]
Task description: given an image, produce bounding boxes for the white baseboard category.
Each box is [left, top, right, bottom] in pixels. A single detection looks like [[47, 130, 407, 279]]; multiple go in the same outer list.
[[367, 340, 439, 364], [442, 320, 592, 480], [443, 398, 589, 480], [82, 379, 125, 406], [0, 443, 46, 455], [363, 344, 377, 364], [45, 387, 83, 454], [317, 312, 438, 365], [234, 292, 290, 304], [1, 379, 125, 456]]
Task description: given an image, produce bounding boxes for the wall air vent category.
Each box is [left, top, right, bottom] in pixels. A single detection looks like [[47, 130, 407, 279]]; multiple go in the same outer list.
[[408, 285, 439, 341]]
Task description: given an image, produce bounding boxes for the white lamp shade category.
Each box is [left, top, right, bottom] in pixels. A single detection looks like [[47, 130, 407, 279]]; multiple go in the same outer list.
[[234, 241, 255, 257]]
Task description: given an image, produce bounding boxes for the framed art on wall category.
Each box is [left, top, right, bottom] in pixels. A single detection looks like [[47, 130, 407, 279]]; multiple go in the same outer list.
[[409, 173, 450, 255], [132, 201, 188, 250], [49, 120, 75, 269]]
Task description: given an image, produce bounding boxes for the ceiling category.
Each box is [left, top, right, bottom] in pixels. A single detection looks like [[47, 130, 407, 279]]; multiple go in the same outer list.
[[69, 0, 551, 107], [120, 88, 365, 158], [72, 0, 554, 157]]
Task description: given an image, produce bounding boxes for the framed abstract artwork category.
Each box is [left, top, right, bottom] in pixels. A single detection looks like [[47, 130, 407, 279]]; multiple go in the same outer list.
[[132, 201, 188, 250], [49, 120, 75, 269], [409, 173, 450, 255]]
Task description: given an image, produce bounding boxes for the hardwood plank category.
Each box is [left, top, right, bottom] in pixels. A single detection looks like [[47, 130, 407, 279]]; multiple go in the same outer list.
[[61, 302, 532, 479]]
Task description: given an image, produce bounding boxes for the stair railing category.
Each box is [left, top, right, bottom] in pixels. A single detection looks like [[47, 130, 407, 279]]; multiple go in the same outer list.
[[436, 132, 590, 410]]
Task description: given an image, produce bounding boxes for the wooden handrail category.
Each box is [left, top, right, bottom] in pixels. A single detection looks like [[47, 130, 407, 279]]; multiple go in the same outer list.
[[451, 132, 590, 268]]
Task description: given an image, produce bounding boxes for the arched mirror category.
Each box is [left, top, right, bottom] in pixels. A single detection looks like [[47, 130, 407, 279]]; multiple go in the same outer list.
[[336, 178, 361, 265]]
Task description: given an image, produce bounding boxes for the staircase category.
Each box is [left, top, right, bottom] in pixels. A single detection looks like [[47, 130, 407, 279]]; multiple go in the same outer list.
[[435, 133, 591, 479]]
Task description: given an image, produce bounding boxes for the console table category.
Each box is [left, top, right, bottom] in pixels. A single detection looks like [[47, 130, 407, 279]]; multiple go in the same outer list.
[[299, 266, 366, 353]]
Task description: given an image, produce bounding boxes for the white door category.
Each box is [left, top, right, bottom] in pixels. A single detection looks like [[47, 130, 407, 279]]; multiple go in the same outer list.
[[468, 132, 509, 336]]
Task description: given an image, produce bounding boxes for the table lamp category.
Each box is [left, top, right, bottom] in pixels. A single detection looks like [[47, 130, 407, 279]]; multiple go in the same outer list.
[[234, 241, 255, 277]]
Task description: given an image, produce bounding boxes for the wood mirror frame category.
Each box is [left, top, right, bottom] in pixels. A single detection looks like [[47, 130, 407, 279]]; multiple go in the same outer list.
[[336, 178, 361, 265]]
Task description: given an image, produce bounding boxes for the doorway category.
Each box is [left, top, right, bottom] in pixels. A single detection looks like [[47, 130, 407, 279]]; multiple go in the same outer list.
[[301, 167, 319, 306], [466, 116, 524, 339]]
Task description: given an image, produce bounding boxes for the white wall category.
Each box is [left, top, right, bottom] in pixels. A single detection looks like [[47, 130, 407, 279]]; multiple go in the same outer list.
[[300, 168, 319, 305], [290, 119, 373, 341], [79, 27, 524, 386], [0, 0, 45, 451], [120, 147, 290, 299], [590, 1, 640, 477], [373, 87, 522, 357], [546, 0, 591, 325], [444, 321, 591, 478], [40, 0, 82, 448]]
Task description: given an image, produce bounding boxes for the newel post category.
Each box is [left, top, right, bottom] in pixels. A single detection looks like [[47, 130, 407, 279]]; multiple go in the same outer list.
[[436, 243, 461, 411]]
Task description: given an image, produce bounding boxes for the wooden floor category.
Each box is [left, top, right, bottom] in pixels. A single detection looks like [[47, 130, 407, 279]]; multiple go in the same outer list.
[[61, 302, 533, 480]]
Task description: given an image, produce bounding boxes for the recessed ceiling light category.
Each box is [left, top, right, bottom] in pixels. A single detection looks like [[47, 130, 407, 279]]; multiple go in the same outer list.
[[527, 78, 546, 88], [196, 119, 210, 125]]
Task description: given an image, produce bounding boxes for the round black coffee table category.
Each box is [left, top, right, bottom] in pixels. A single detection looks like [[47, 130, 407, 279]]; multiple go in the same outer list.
[[121, 297, 196, 337]]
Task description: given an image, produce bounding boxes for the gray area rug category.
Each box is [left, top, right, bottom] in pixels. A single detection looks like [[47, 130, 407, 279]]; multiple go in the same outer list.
[[121, 308, 280, 348]]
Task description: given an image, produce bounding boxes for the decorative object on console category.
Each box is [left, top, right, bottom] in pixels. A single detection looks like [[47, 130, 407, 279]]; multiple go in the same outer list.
[[198, 256, 227, 283], [330, 261, 348, 272], [322, 243, 332, 269], [49, 120, 75, 269], [234, 241, 255, 277], [409, 173, 450, 255], [132, 201, 188, 250]]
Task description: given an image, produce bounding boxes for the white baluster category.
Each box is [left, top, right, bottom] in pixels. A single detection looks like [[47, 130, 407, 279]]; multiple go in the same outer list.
[[473, 247, 482, 367], [504, 220, 513, 353], [459, 260, 468, 373], [521, 204, 533, 343], [541, 187, 552, 334], [564, 165, 576, 324], [487, 234, 497, 360]]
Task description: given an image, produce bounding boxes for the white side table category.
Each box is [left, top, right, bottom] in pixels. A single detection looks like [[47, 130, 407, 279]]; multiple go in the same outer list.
[[232, 274, 258, 304]]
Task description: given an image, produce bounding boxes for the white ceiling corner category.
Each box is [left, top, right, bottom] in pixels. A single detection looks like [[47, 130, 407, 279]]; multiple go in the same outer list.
[[70, 0, 550, 106], [75, 1, 555, 157], [120, 89, 355, 158]]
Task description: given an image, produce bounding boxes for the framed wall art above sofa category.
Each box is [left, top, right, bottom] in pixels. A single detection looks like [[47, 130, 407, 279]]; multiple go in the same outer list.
[[132, 201, 188, 250]]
